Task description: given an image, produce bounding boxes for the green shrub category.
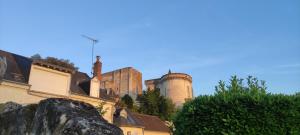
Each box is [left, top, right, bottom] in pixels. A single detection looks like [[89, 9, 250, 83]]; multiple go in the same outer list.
[[121, 94, 134, 109], [138, 89, 176, 121], [173, 76, 300, 135]]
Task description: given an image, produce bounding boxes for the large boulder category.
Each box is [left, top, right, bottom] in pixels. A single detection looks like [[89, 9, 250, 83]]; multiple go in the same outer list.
[[2, 101, 22, 113], [0, 98, 123, 135], [0, 103, 37, 135]]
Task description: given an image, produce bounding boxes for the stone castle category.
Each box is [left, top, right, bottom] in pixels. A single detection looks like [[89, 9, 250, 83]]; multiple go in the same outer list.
[[94, 55, 193, 106], [145, 70, 193, 106], [92, 56, 142, 100], [101, 67, 142, 100]]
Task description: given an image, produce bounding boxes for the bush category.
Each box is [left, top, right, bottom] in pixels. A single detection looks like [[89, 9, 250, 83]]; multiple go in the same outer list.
[[30, 54, 78, 71], [173, 76, 300, 135], [121, 94, 134, 109], [138, 89, 176, 121]]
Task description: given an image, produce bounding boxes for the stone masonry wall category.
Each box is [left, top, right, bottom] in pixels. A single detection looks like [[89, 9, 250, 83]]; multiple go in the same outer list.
[[101, 67, 142, 99]]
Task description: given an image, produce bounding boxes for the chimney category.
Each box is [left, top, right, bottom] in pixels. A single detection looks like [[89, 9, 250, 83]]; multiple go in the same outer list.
[[90, 56, 102, 98], [93, 56, 102, 81]]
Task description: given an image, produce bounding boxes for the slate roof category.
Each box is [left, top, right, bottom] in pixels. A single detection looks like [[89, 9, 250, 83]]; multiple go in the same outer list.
[[114, 108, 170, 133], [70, 71, 90, 95], [132, 113, 170, 132], [0, 50, 32, 84], [114, 108, 144, 128]]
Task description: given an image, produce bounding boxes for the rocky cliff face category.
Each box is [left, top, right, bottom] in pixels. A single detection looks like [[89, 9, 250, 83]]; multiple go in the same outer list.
[[0, 98, 123, 135]]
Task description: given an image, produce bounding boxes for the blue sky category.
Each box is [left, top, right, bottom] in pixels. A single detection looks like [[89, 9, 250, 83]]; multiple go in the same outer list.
[[1, 0, 299, 96]]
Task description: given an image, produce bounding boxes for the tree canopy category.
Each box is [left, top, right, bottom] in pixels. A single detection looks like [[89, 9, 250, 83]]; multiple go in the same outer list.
[[138, 89, 176, 121], [121, 94, 134, 109], [95, 101, 107, 116], [173, 76, 300, 135], [30, 54, 78, 71]]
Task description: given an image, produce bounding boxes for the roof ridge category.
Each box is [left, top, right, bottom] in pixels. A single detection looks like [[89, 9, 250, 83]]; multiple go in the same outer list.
[[0, 49, 30, 59]]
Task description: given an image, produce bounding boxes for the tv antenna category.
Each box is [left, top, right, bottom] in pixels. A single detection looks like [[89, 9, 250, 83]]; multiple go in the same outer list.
[[82, 35, 98, 75]]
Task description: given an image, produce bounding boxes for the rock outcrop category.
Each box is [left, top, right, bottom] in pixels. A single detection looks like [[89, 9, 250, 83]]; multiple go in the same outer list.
[[0, 98, 123, 135], [2, 101, 22, 113]]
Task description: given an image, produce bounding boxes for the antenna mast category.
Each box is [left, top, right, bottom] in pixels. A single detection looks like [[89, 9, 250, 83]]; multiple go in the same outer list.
[[82, 35, 98, 75]]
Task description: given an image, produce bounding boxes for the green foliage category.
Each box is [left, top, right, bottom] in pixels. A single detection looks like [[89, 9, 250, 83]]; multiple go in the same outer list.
[[30, 54, 78, 70], [173, 76, 300, 135], [30, 54, 42, 60], [131, 104, 140, 113], [121, 94, 134, 109], [44, 57, 78, 71], [96, 102, 108, 116], [138, 88, 176, 121]]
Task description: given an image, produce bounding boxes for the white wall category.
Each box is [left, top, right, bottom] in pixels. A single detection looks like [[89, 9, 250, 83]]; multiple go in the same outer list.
[[28, 65, 71, 96], [159, 79, 192, 106], [0, 81, 45, 104], [90, 77, 100, 98], [120, 126, 144, 135], [144, 130, 170, 135]]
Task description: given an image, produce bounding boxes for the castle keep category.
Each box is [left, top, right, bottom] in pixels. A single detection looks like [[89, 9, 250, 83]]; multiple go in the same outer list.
[[101, 67, 142, 100], [89, 56, 142, 100], [145, 70, 193, 106]]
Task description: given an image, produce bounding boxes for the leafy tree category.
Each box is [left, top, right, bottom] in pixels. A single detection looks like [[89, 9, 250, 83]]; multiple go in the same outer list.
[[121, 94, 134, 109], [30, 54, 78, 71], [130, 104, 140, 113], [44, 57, 78, 71], [30, 54, 42, 60], [96, 102, 108, 116], [138, 88, 176, 121], [173, 76, 300, 135]]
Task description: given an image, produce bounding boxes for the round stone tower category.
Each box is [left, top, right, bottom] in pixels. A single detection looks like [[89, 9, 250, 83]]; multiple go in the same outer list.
[[145, 70, 193, 107]]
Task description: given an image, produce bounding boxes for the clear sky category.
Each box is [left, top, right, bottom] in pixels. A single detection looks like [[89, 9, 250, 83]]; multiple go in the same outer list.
[[1, 0, 299, 96]]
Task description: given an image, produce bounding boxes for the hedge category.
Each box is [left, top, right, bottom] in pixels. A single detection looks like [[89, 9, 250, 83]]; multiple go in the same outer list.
[[173, 76, 300, 135]]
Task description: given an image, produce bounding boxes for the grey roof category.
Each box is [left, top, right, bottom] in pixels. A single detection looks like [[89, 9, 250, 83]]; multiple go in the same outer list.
[[70, 71, 90, 95], [131, 113, 170, 132], [0, 50, 32, 84], [114, 108, 170, 133], [113, 108, 144, 127]]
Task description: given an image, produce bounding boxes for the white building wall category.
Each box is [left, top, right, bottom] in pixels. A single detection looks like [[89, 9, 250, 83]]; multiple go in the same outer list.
[[0, 81, 45, 104], [28, 65, 71, 96], [90, 77, 100, 98], [159, 79, 192, 107], [120, 126, 144, 135], [144, 130, 170, 135]]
